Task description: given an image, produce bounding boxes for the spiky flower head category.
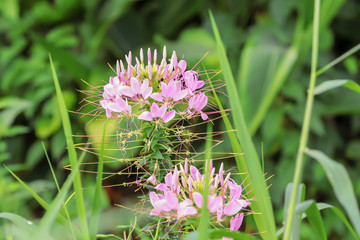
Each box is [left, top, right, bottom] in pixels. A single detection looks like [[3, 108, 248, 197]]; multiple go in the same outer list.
[[147, 158, 251, 235], [100, 47, 209, 123]]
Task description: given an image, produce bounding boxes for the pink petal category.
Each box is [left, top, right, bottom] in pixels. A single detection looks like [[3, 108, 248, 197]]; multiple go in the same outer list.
[[165, 172, 173, 187], [104, 83, 117, 97], [192, 192, 203, 208], [156, 199, 172, 212], [177, 206, 197, 219], [143, 87, 153, 99], [196, 81, 205, 89], [130, 77, 141, 93], [224, 199, 246, 216], [177, 60, 187, 72], [230, 213, 244, 231], [165, 191, 179, 209], [208, 195, 222, 213], [150, 93, 164, 102], [155, 183, 168, 192], [150, 103, 161, 118], [201, 112, 208, 120], [120, 86, 134, 97], [138, 111, 153, 121], [157, 104, 167, 118], [149, 191, 159, 207], [173, 89, 188, 101], [163, 110, 176, 123], [190, 166, 201, 181]]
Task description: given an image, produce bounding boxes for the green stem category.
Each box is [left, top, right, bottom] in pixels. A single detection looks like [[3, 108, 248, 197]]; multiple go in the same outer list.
[[282, 0, 320, 239]]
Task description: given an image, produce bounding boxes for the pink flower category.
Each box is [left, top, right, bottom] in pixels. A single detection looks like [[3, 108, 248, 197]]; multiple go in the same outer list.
[[177, 199, 198, 219], [121, 77, 153, 99], [184, 70, 205, 94], [188, 93, 208, 120], [138, 102, 176, 123], [151, 80, 188, 104], [100, 96, 131, 118]]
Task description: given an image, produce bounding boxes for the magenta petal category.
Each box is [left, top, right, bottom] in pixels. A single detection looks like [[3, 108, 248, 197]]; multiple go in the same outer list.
[[192, 192, 203, 208], [104, 84, 117, 97], [158, 104, 167, 118], [150, 93, 164, 102], [208, 196, 222, 213], [121, 86, 134, 97], [165, 191, 179, 209], [140, 79, 149, 93], [163, 110, 175, 123], [230, 213, 244, 231], [155, 183, 168, 192], [156, 199, 172, 212], [173, 90, 188, 101], [149, 191, 159, 207], [224, 199, 243, 216], [150, 103, 161, 118], [130, 77, 141, 93], [178, 60, 187, 72], [138, 111, 153, 121], [143, 87, 153, 99], [165, 172, 173, 187], [201, 112, 208, 120], [196, 81, 205, 89], [190, 166, 201, 181], [177, 206, 197, 219]]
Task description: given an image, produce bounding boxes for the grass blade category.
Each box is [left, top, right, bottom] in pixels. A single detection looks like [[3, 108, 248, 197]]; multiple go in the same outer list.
[[316, 43, 360, 76], [197, 123, 212, 240], [90, 123, 107, 239], [305, 148, 360, 237], [49, 54, 90, 240], [34, 150, 84, 239], [314, 79, 360, 95], [209, 11, 276, 240]]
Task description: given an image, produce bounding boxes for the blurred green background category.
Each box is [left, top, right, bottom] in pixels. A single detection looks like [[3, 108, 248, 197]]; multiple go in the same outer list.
[[0, 0, 359, 239]]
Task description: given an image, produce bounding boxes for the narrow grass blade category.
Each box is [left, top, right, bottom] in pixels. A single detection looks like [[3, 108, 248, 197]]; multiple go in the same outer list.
[[34, 152, 84, 239], [197, 123, 212, 240], [209, 11, 276, 240], [42, 142, 76, 237], [4, 165, 50, 210], [314, 79, 360, 95], [317, 43, 360, 76], [50, 54, 90, 240], [90, 123, 107, 240], [305, 148, 360, 236]]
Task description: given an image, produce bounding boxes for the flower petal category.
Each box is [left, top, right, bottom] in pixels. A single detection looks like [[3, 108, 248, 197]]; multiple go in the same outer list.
[[192, 192, 203, 208], [163, 110, 175, 123], [138, 111, 153, 121]]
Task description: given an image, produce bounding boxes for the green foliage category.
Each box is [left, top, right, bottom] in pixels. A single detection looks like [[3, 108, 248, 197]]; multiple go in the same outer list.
[[1, 0, 360, 239]]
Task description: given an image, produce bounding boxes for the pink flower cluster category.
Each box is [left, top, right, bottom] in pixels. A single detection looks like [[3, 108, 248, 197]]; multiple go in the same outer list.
[[100, 47, 209, 123], [147, 159, 250, 234]]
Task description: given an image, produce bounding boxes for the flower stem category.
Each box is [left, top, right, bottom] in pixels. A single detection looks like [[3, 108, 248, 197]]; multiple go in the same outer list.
[[282, 0, 320, 239]]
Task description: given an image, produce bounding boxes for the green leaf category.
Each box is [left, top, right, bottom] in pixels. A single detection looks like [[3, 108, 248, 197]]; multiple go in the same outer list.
[[305, 148, 360, 237], [305, 201, 327, 240], [209, 11, 276, 240], [314, 79, 360, 95], [49, 54, 90, 240], [0, 212, 38, 238]]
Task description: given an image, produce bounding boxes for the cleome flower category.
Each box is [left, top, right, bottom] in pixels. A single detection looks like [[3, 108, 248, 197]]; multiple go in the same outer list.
[[147, 158, 251, 235], [100, 47, 210, 122]]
